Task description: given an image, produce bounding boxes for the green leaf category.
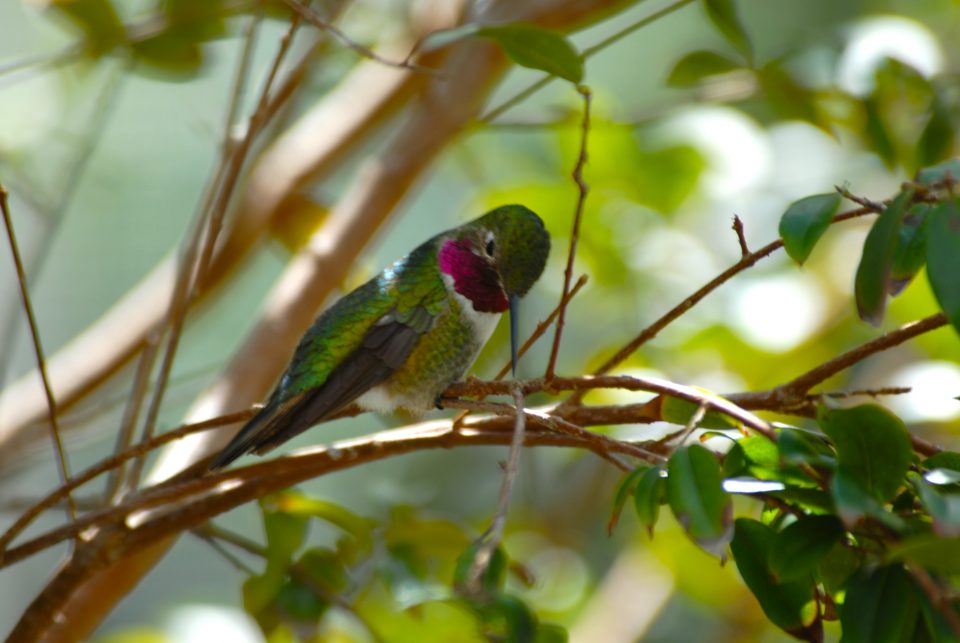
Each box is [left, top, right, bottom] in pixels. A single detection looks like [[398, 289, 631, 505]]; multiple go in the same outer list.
[[819, 405, 912, 502], [769, 515, 845, 582], [667, 444, 733, 558], [888, 533, 960, 575], [608, 467, 649, 534], [778, 427, 835, 468], [817, 541, 862, 595], [910, 474, 960, 537], [262, 505, 308, 569], [831, 469, 905, 531], [926, 199, 960, 336], [666, 50, 741, 87], [888, 204, 930, 295], [49, 0, 124, 55], [923, 451, 960, 472], [275, 580, 329, 622], [855, 189, 914, 325], [779, 193, 842, 265], [915, 158, 960, 186], [841, 565, 922, 643], [702, 0, 753, 61], [864, 97, 898, 169], [723, 442, 747, 477], [633, 466, 667, 537], [268, 490, 374, 548], [477, 24, 583, 83], [917, 94, 954, 168], [731, 519, 820, 638]]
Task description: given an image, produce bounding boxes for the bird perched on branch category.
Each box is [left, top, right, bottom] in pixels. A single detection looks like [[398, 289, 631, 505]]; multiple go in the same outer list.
[[210, 204, 550, 469]]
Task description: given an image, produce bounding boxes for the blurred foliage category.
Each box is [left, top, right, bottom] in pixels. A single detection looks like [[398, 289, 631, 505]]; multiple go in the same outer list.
[[5, 0, 960, 641]]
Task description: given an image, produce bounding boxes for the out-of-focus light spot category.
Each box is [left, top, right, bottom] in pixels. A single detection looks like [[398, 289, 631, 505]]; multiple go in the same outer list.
[[729, 273, 827, 352], [522, 547, 590, 612], [826, 226, 870, 296], [662, 107, 771, 198], [839, 16, 944, 95], [723, 478, 786, 494], [888, 361, 960, 422], [0, 75, 59, 148], [925, 469, 960, 486], [166, 605, 260, 643]]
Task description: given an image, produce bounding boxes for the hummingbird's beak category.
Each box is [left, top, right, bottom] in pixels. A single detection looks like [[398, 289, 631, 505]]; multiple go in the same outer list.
[[509, 294, 521, 377]]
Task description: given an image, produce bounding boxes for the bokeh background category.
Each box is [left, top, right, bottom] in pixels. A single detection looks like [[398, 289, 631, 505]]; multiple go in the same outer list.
[[1, 0, 958, 640]]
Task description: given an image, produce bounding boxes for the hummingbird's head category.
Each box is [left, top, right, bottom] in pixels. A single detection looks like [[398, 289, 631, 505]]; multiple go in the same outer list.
[[438, 204, 550, 313], [438, 205, 550, 375]]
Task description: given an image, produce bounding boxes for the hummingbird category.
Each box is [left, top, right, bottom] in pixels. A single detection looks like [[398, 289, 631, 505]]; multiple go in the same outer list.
[[210, 204, 550, 469]]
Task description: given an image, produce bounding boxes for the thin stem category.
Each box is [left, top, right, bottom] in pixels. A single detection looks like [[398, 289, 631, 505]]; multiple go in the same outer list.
[[467, 385, 526, 594], [546, 86, 591, 380], [0, 186, 77, 526]]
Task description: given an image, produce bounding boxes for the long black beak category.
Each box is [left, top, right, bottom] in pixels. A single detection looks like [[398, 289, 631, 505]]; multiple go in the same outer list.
[[509, 294, 521, 377]]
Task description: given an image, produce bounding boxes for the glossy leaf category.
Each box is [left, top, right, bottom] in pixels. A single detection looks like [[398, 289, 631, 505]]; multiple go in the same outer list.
[[855, 189, 913, 325], [831, 469, 905, 532], [817, 541, 862, 595], [818, 405, 911, 502], [703, 0, 753, 61], [888, 204, 929, 295], [926, 199, 960, 336], [667, 445, 733, 558], [731, 519, 820, 638], [666, 50, 741, 86], [633, 466, 667, 537], [910, 474, 960, 537], [779, 193, 842, 265], [923, 451, 960, 472], [769, 515, 845, 582], [841, 565, 922, 643], [477, 24, 583, 83], [778, 427, 835, 468]]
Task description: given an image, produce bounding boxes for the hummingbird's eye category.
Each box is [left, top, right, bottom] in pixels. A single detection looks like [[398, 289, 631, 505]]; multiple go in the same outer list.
[[485, 236, 496, 257]]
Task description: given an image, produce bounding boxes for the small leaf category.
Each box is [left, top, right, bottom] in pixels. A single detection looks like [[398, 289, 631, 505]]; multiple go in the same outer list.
[[535, 623, 569, 643], [723, 442, 746, 477], [703, 0, 753, 61], [473, 595, 538, 642], [667, 444, 733, 558], [917, 94, 954, 168], [923, 451, 960, 472], [778, 427, 835, 468], [926, 199, 960, 337], [768, 515, 845, 582], [269, 490, 373, 547], [831, 469, 905, 532], [819, 405, 912, 502], [262, 504, 308, 568], [666, 50, 741, 87], [855, 188, 914, 325], [910, 474, 960, 537], [779, 193, 842, 265], [817, 541, 862, 595], [608, 467, 649, 534], [887, 204, 929, 295], [633, 466, 667, 537], [841, 565, 922, 643], [731, 519, 820, 638], [864, 97, 898, 170], [49, 0, 124, 55], [477, 24, 583, 83], [915, 158, 960, 186]]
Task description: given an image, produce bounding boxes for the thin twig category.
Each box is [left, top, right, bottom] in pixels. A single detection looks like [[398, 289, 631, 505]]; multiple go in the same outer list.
[[0, 186, 77, 525], [480, 0, 697, 123], [569, 207, 874, 402], [283, 0, 436, 74], [732, 215, 749, 258], [836, 185, 885, 213], [467, 385, 527, 594], [125, 11, 305, 492], [193, 528, 257, 575], [546, 86, 591, 380]]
